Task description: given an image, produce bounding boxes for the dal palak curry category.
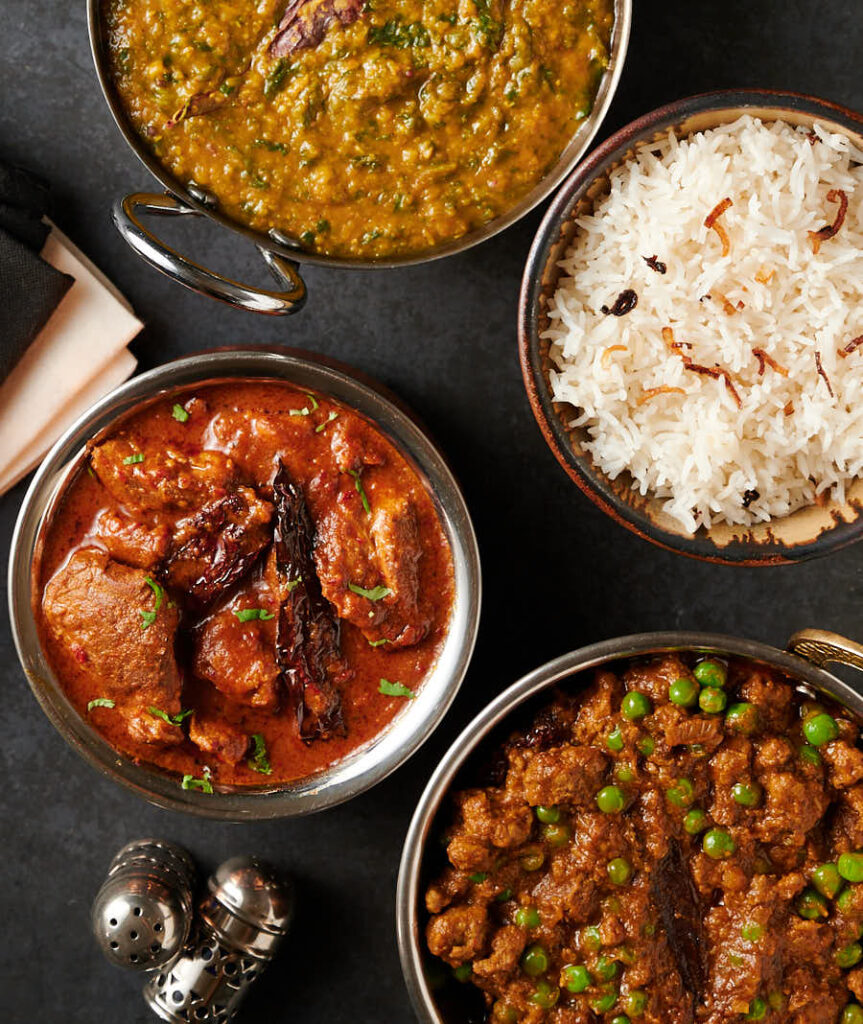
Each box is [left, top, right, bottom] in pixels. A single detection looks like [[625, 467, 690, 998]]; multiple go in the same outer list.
[[104, 0, 614, 257]]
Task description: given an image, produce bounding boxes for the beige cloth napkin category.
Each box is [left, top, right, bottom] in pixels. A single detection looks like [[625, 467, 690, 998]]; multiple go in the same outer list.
[[0, 224, 141, 495]]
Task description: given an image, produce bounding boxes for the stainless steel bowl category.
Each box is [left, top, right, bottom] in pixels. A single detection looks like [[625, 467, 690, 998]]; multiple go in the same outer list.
[[7, 348, 481, 820], [87, 0, 631, 312], [397, 628, 863, 1023]]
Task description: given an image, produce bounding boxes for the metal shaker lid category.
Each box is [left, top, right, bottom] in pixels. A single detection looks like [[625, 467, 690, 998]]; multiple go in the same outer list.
[[207, 856, 294, 935]]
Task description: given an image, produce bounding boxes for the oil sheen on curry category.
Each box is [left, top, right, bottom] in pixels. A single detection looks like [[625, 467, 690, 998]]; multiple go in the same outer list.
[[36, 382, 453, 788], [426, 655, 863, 1023], [104, 0, 613, 257]]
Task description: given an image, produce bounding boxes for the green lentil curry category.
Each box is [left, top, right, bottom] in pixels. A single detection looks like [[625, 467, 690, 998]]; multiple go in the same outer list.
[[106, 0, 614, 258]]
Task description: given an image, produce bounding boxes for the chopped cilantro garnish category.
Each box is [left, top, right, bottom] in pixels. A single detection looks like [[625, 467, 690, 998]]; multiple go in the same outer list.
[[218, 80, 234, 95], [248, 733, 273, 775], [368, 16, 431, 47], [315, 411, 339, 433], [306, 392, 319, 411], [349, 583, 392, 601], [379, 678, 416, 699], [348, 468, 371, 514], [368, 638, 389, 647], [140, 576, 164, 630], [286, 578, 302, 593], [315, 219, 330, 234], [148, 706, 193, 726], [181, 768, 213, 794], [87, 698, 115, 711], [289, 405, 311, 416], [264, 58, 295, 98], [233, 608, 275, 622], [123, 453, 145, 465], [172, 403, 190, 422], [469, 872, 488, 883]]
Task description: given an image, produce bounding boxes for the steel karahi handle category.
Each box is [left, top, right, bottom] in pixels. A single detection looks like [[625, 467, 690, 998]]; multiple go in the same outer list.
[[787, 629, 863, 672], [112, 191, 307, 315]]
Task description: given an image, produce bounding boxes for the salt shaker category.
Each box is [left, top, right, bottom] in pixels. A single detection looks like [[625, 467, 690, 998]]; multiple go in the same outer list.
[[144, 856, 294, 1023], [92, 838, 196, 972]]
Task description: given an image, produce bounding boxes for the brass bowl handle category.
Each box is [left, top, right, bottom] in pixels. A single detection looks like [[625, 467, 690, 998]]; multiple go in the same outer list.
[[112, 192, 307, 316], [787, 629, 863, 672]]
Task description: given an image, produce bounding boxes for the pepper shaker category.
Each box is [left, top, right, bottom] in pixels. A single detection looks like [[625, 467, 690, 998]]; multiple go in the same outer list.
[[92, 838, 196, 972], [144, 856, 294, 1023]]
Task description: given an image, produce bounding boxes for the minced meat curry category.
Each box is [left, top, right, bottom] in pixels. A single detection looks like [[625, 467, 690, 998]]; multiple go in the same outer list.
[[36, 381, 453, 788], [104, 0, 613, 257], [425, 654, 863, 1023]]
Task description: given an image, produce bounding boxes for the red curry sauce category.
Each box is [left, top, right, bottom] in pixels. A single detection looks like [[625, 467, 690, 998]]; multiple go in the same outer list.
[[36, 381, 454, 788]]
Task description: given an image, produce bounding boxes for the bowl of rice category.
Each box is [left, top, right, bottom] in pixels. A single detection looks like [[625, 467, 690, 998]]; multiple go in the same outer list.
[[519, 90, 863, 564]]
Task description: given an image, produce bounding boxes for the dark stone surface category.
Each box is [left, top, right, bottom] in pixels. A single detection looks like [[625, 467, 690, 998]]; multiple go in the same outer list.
[[1, 0, 862, 1019]]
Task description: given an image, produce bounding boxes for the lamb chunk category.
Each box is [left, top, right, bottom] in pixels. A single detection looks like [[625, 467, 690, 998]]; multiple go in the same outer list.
[[523, 746, 607, 808], [42, 549, 182, 747], [822, 740, 863, 789], [446, 836, 494, 873], [90, 440, 237, 514], [270, 0, 364, 57], [472, 926, 525, 980], [708, 738, 753, 826], [425, 870, 470, 914], [754, 771, 830, 844], [736, 667, 795, 732], [426, 905, 490, 964], [453, 790, 532, 849], [163, 486, 273, 606], [312, 472, 429, 648], [655, 703, 724, 751], [572, 670, 623, 745], [328, 415, 386, 473], [848, 966, 863, 1002], [623, 654, 694, 704], [753, 736, 794, 771], [92, 509, 170, 568], [785, 965, 847, 1023], [188, 715, 249, 766]]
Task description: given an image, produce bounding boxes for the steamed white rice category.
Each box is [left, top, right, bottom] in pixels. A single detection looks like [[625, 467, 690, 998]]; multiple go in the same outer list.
[[543, 115, 863, 533]]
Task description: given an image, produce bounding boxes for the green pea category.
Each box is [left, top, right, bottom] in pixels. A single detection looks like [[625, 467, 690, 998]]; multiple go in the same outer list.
[[615, 764, 636, 784], [596, 785, 626, 814], [797, 888, 829, 920], [699, 687, 727, 714], [529, 980, 559, 1009], [637, 735, 655, 757], [453, 963, 472, 982], [606, 727, 625, 752], [595, 955, 619, 982], [837, 942, 863, 968], [843, 1005, 863, 1024], [542, 822, 571, 847], [666, 778, 695, 808], [581, 925, 602, 952], [642, 922, 656, 938], [838, 887, 857, 913], [669, 677, 699, 707], [745, 997, 767, 1020], [521, 943, 548, 977], [618, 945, 637, 966], [702, 828, 736, 860], [799, 743, 822, 765], [561, 963, 592, 993], [740, 922, 764, 942], [590, 985, 619, 1014], [768, 992, 786, 1012], [520, 846, 545, 871], [731, 782, 763, 808], [812, 863, 843, 898], [684, 808, 709, 834], [626, 990, 648, 1016], [803, 712, 839, 747], [535, 805, 559, 824], [515, 906, 541, 929], [608, 857, 632, 885], [694, 659, 728, 688], [839, 853, 863, 883], [726, 702, 760, 735], [622, 691, 651, 720], [491, 1003, 518, 1024], [468, 872, 488, 883], [611, 1017, 632, 1024]]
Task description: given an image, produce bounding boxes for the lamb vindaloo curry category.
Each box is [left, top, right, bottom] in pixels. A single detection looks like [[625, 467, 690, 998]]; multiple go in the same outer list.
[[426, 654, 863, 1023], [37, 381, 453, 787], [104, 0, 614, 257]]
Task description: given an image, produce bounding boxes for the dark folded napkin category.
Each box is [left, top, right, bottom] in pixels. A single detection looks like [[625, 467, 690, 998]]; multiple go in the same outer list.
[[0, 160, 74, 384]]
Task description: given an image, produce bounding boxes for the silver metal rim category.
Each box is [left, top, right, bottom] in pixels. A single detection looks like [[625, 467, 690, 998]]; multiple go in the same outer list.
[[86, 0, 631, 269], [396, 630, 863, 1023], [8, 349, 482, 819]]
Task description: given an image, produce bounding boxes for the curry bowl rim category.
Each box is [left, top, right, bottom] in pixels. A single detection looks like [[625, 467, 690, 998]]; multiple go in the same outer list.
[[396, 629, 863, 1023], [517, 87, 863, 566], [7, 347, 482, 820]]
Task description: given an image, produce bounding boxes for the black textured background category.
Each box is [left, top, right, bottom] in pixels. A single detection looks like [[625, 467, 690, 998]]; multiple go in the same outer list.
[[1, 1, 863, 1020]]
